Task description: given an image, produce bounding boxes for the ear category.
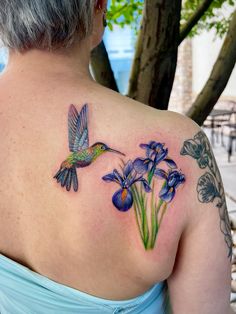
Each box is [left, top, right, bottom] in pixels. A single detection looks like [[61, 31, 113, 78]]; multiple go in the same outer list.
[[90, 0, 108, 50], [94, 0, 107, 12]]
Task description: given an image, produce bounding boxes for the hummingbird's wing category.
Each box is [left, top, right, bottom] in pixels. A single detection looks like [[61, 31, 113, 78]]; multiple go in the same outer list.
[[68, 104, 89, 152]]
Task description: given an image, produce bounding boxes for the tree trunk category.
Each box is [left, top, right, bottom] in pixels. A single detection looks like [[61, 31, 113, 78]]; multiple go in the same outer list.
[[90, 40, 119, 92], [127, 0, 182, 110], [187, 9, 236, 126]]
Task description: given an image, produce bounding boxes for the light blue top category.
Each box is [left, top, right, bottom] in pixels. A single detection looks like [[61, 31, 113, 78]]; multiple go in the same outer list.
[[0, 253, 168, 313]]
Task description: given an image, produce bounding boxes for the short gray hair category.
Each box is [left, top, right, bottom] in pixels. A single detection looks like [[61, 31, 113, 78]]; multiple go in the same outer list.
[[0, 0, 96, 51]]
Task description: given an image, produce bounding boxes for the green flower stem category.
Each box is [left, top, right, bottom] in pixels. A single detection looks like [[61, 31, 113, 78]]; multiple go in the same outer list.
[[131, 185, 141, 216], [156, 181, 168, 228], [158, 201, 168, 227], [131, 179, 170, 250], [147, 168, 155, 185], [131, 186, 144, 241], [131, 180, 170, 250], [148, 182, 159, 249], [132, 184, 149, 248], [133, 198, 144, 242], [147, 198, 167, 249], [139, 186, 149, 247]]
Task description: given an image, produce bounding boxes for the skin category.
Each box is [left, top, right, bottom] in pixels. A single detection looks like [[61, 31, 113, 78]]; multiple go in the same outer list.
[[0, 0, 233, 312]]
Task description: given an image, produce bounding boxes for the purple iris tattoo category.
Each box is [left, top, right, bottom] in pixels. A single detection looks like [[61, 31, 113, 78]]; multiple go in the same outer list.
[[102, 160, 151, 211], [155, 169, 185, 202], [102, 139, 185, 251], [133, 141, 177, 183]]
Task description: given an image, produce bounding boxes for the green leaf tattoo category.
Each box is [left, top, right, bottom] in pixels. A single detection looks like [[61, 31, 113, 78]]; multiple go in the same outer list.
[[180, 131, 233, 258]]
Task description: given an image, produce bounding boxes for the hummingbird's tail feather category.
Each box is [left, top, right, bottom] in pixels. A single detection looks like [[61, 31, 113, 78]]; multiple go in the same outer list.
[[71, 167, 78, 192], [53, 166, 78, 192]]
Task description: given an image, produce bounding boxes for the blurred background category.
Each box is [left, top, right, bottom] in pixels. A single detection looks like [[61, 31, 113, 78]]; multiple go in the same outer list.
[[1, 0, 236, 308]]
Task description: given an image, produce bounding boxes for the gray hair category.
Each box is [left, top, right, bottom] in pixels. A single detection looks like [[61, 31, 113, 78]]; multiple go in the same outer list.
[[0, 0, 96, 51]]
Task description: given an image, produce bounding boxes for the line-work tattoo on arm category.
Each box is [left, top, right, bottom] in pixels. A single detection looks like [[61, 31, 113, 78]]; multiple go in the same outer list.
[[53, 104, 186, 250], [180, 130, 232, 258]]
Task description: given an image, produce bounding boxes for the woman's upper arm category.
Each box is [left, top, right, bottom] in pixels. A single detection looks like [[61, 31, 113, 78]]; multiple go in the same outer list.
[[167, 128, 233, 314]]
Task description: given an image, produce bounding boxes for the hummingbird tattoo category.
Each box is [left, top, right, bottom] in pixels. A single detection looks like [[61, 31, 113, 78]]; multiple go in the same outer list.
[[54, 104, 125, 192]]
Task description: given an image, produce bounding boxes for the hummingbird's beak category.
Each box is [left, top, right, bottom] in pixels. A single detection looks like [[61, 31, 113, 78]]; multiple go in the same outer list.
[[107, 148, 125, 156]]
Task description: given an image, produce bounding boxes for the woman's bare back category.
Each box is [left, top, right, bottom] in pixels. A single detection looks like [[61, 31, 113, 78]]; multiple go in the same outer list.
[[0, 71, 187, 296], [0, 69, 232, 312]]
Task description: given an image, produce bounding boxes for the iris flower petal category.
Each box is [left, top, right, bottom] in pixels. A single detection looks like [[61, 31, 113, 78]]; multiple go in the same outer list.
[[140, 144, 149, 150], [159, 186, 176, 202], [164, 158, 177, 169], [102, 173, 117, 182], [145, 148, 151, 157], [113, 169, 123, 185], [168, 172, 179, 187], [154, 169, 168, 179], [154, 142, 162, 149], [158, 170, 185, 203], [159, 184, 169, 196], [149, 141, 159, 149], [150, 151, 157, 159], [133, 158, 150, 174], [167, 170, 185, 187], [175, 174, 185, 188], [123, 160, 133, 178], [140, 178, 152, 192], [112, 188, 133, 211], [154, 149, 168, 164], [148, 160, 154, 171]]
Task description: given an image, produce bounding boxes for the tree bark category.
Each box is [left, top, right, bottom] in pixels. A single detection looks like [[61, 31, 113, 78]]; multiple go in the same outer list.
[[90, 40, 119, 92], [187, 9, 236, 126], [127, 16, 144, 98], [127, 0, 182, 110], [179, 0, 214, 45]]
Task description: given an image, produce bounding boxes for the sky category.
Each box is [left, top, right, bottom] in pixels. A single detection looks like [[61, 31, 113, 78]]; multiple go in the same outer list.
[[0, 47, 8, 65]]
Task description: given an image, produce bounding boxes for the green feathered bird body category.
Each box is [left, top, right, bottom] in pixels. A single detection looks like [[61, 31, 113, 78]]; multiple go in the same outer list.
[[63, 144, 107, 169]]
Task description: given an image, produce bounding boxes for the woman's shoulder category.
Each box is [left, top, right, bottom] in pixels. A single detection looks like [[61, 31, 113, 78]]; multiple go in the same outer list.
[[104, 86, 200, 140]]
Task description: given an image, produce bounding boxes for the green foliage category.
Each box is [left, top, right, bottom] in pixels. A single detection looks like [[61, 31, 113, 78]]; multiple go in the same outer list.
[[106, 0, 236, 38], [181, 0, 236, 38], [106, 0, 143, 33]]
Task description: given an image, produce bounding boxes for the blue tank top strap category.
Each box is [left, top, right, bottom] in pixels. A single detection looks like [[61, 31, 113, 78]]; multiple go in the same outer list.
[[0, 253, 167, 313]]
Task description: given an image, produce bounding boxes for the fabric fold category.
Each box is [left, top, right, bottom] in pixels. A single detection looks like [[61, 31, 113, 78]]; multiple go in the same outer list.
[[0, 253, 167, 313]]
